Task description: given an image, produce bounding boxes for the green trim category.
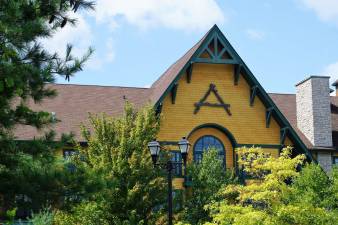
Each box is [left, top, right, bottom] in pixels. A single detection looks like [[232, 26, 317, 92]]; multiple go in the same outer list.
[[192, 135, 226, 166], [266, 107, 274, 128], [187, 123, 238, 172], [234, 64, 242, 85], [187, 123, 238, 147], [171, 83, 178, 104], [193, 58, 237, 64], [280, 127, 288, 145], [250, 85, 258, 106], [186, 63, 193, 83], [154, 25, 313, 162], [236, 144, 282, 149]]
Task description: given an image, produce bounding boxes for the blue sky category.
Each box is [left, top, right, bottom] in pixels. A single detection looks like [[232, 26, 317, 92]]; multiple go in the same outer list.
[[46, 0, 338, 93]]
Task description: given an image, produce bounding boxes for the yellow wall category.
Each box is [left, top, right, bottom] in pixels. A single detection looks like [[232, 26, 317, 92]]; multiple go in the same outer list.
[[158, 63, 289, 168]]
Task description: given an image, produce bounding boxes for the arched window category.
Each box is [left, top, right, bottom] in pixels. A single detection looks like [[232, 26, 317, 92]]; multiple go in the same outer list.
[[193, 135, 225, 164]]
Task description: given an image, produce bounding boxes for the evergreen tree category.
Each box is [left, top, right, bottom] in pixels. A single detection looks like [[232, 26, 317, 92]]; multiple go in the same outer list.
[[0, 0, 94, 218]]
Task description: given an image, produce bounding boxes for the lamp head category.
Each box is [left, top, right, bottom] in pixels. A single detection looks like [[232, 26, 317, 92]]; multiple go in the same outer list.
[[148, 140, 161, 165], [178, 137, 190, 163]]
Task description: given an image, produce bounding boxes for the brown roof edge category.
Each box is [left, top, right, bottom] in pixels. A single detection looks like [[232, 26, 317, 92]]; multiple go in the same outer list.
[[149, 25, 216, 104]]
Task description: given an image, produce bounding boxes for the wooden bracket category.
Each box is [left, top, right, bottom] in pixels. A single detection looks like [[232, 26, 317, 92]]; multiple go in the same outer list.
[[194, 83, 231, 115], [280, 127, 288, 145], [234, 64, 242, 85], [266, 107, 274, 128], [250, 85, 258, 106], [186, 63, 193, 83], [171, 83, 178, 104], [156, 103, 163, 116]]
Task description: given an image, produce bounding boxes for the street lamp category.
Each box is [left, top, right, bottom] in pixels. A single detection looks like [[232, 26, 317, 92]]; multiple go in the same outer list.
[[148, 137, 190, 225]]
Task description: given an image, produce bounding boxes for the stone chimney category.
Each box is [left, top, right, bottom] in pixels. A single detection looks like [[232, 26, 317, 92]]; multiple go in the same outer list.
[[296, 76, 332, 147]]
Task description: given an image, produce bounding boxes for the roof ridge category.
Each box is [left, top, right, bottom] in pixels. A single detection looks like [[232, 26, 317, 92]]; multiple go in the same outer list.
[[150, 27, 214, 89], [268, 92, 295, 95], [48, 83, 150, 89]]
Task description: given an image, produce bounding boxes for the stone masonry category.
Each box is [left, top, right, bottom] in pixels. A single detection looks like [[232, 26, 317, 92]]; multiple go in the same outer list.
[[296, 76, 333, 172], [296, 76, 332, 147]]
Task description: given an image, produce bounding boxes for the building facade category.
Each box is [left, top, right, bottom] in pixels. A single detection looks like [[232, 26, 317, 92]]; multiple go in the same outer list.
[[15, 25, 338, 182]]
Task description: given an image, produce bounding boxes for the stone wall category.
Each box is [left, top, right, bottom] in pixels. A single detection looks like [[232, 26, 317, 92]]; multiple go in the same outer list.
[[317, 152, 332, 172], [296, 76, 332, 147]]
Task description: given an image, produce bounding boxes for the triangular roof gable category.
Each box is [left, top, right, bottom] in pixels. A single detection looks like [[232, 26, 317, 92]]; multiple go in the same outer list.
[[151, 25, 313, 161]]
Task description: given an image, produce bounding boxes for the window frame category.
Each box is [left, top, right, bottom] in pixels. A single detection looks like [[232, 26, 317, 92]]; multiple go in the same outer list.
[[193, 135, 226, 165], [333, 156, 338, 165], [170, 150, 183, 177]]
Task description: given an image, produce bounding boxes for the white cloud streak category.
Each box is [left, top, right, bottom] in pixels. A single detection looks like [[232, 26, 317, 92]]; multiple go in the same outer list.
[[299, 0, 338, 23], [246, 29, 265, 41], [41, 13, 93, 58], [323, 61, 338, 83], [42, 0, 226, 71], [93, 0, 225, 31]]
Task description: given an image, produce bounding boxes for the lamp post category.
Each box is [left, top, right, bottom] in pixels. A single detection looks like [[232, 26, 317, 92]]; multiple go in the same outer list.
[[148, 137, 190, 225]]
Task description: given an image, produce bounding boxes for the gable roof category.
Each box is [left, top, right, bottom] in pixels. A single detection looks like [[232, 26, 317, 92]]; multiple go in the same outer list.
[[149, 25, 314, 160]]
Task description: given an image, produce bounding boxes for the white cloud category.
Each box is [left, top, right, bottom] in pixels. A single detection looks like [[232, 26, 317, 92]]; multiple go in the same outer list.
[[246, 29, 265, 40], [105, 37, 115, 62], [93, 0, 225, 31], [299, 0, 338, 23], [41, 13, 93, 58], [323, 61, 338, 83], [41, 13, 116, 71]]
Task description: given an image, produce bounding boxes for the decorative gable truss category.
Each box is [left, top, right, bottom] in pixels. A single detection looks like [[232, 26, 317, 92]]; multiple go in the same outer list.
[[194, 83, 231, 115], [194, 33, 237, 64], [154, 25, 313, 161]]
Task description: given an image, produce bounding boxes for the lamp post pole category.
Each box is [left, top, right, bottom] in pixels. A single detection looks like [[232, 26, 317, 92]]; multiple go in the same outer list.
[[166, 161, 173, 225], [148, 137, 190, 225]]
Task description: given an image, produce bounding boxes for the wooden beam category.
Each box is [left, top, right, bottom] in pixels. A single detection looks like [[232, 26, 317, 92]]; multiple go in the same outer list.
[[155, 103, 162, 116], [234, 64, 241, 85], [171, 83, 178, 104], [280, 127, 288, 145], [266, 107, 274, 128], [193, 58, 238, 64], [186, 63, 193, 83], [250, 85, 258, 106], [193, 83, 231, 115]]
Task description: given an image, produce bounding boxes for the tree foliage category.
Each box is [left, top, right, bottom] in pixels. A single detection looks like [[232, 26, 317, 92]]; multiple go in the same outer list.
[[202, 147, 338, 225], [179, 149, 236, 225], [55, 104, 167, 224], [0, 0, 94, 218]]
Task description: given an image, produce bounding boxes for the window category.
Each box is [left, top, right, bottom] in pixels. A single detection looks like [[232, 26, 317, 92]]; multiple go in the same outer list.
[[63, 149, 77, 160], [193, 135, 225, 164], [333, 156, 338, 165], [171, 151, 182, 176]]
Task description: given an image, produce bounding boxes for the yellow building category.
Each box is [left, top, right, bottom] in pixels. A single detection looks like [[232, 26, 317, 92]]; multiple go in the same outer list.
[[15, 25, 338, 180]]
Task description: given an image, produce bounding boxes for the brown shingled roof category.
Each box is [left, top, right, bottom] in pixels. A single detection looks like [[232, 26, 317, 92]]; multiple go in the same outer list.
[[269, 93, 338, 149], [150, 28, 211, 103], [14, 84, 151, 141]]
